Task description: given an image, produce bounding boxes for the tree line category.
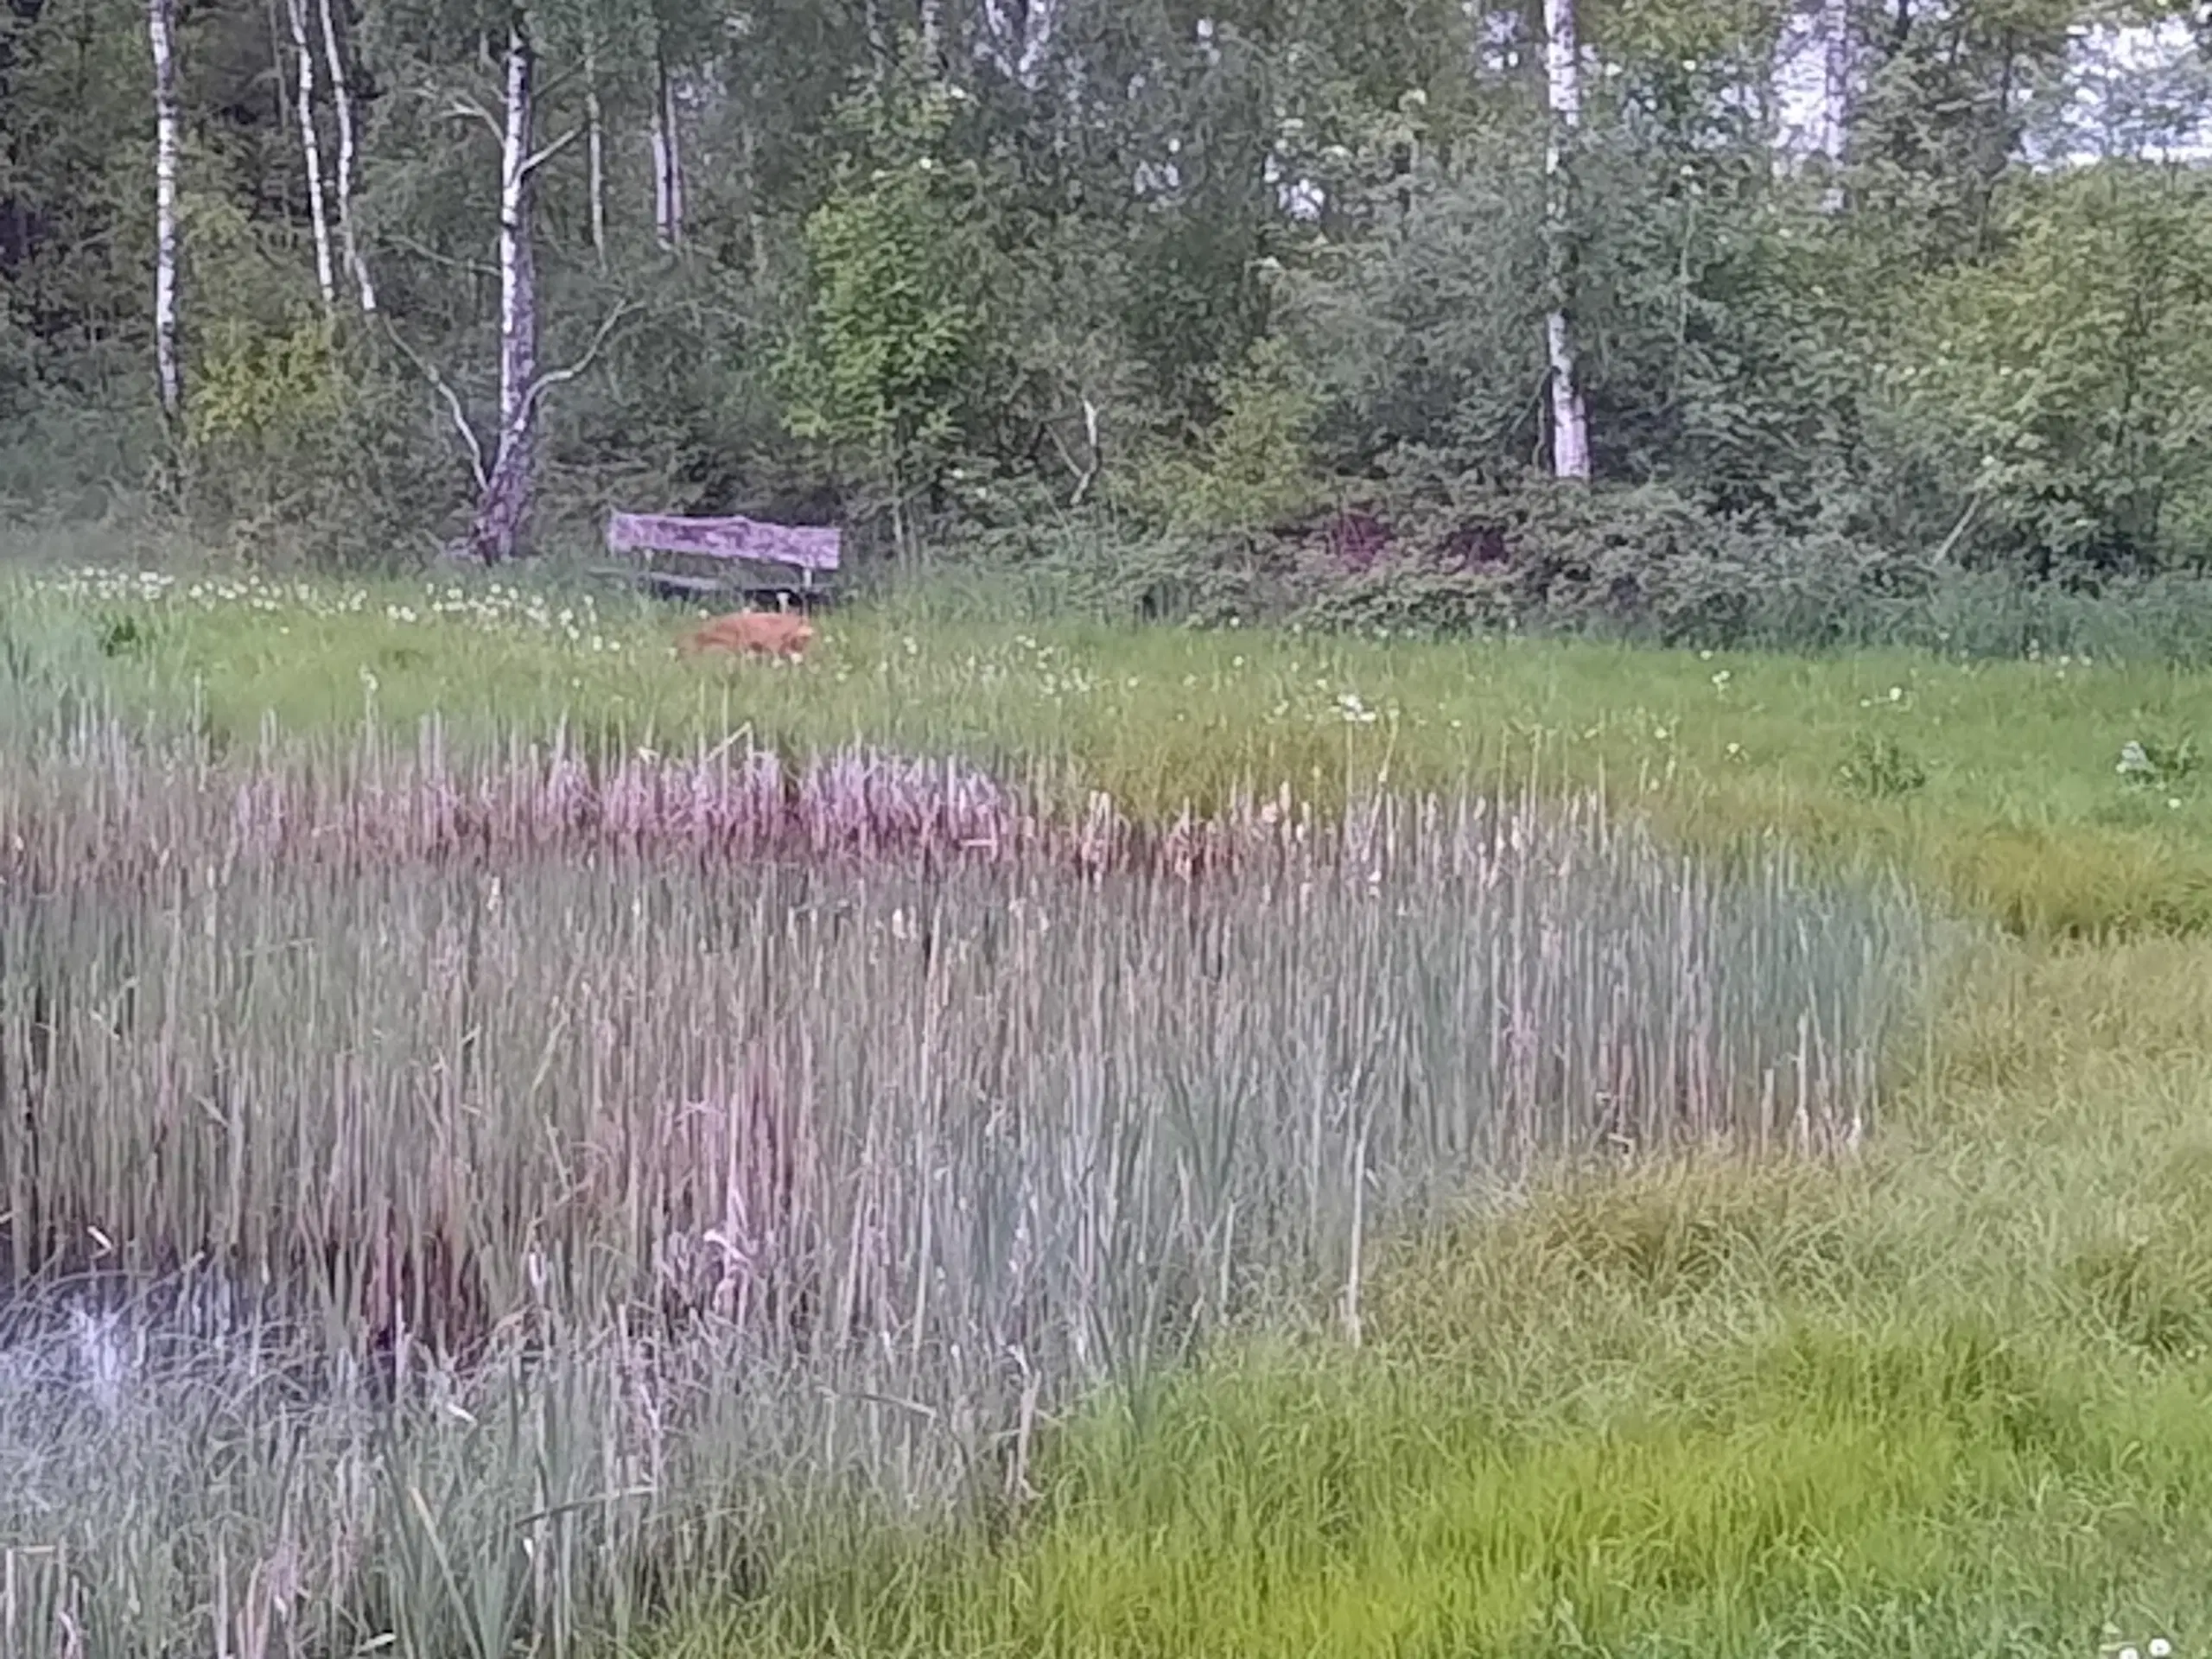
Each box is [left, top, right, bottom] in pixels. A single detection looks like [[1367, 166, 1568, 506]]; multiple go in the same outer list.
[[3, 0, 2210, 618]]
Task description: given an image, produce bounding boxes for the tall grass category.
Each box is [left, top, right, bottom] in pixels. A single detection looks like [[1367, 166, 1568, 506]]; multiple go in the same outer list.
[[679, 938, 2212, 1656], [11, 561, 2212, 937], [0, 696, 1927, 1657]]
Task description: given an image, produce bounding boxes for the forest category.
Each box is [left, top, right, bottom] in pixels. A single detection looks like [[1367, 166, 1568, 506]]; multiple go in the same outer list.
[[5, 0, 2212, 639]]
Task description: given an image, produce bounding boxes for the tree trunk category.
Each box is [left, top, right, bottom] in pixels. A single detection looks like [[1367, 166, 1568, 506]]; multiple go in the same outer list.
[[471, 434, 535, 565], [267, 0, 289, 132], [741, 114, 767, 287], [980, 0, 1057, 91], [584, 40, 607, 266], [468, 12, 539, 563], [1541, 0, 1592, 480], [285, 0, 336, 309], [919, 0, 944, 73], [148, 0, 183, 425], [651, 42, 685, 249], [317, 0, 376, 310], [863, 0, 887, 85]]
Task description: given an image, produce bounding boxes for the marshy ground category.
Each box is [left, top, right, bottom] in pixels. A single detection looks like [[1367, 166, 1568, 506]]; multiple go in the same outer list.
[[3, 562, 2209, 1658]]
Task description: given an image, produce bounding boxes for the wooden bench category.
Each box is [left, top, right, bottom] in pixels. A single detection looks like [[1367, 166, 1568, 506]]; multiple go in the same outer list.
[[601, 510, 842, 610]]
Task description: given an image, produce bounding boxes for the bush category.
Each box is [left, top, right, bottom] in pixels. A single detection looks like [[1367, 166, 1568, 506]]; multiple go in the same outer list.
[[940, 510, 1273, 626], [184, 324, 454, 571], [1268, 470, 1934, 650], [931, 458, 2212, 663]]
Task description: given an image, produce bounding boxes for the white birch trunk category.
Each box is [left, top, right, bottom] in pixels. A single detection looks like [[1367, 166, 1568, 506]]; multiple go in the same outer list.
[[666, 72, 686, 242], [584, 41, 607, 266], [1541, 0, 1592, 481], [469, 12, 539, 563], [497, 19, 534, 444], [741, 116, 768, 286], [285, 0, 336, 309], [919, 0, 944, 71], [1817, 0, 1853, 210], [148, 0, 183, 423], [651, 46, 685, 249], [268, 0, 289, 131], [980, 0, 1058, 92], [316, 0, 376, 311]]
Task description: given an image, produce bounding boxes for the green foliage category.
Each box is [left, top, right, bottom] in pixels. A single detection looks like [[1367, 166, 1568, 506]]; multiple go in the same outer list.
[[6, 0, 2208, 615], [1289, 134, 1548, 475], [1289, 566, 1516, 639], [772, 52, 999, 519], [1122, 335, 1326, 532], [178, 321, 443, 569], [187, 314, 349, 447], [1879, 167, 2212, 575], [2116, 733, 2198, 792]]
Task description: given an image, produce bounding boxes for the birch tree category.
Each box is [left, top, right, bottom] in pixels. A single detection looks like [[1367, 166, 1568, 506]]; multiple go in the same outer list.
[[317, 0, 377, 310], [147, 0, 184, 424], [285, 0, 338, 309], [650, 31, 686, 247], [584, 34, 608, 264], [432, 10, 565, 560], [1541, 0, 1591, 480], [393, 6, 628, 561], [1817, 0, 1854, 173]]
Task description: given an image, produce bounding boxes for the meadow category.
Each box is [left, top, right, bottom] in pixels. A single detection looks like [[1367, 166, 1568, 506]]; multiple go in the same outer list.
[[1, 559, 2209, 1659]]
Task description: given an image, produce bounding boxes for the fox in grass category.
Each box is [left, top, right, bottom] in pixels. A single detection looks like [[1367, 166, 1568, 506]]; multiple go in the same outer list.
[[678, 608, 816, 662]]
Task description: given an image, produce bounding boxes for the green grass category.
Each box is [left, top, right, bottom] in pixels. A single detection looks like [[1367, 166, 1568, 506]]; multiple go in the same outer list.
[[670, 943, 2212, 1658], [10, 562, 2212, 937], [10, 555, 2212, 1659]]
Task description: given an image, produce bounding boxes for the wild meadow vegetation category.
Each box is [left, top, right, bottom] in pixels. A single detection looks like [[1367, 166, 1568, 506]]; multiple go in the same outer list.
[[3, 563, 2210, 1659], [9, 0, 2212, 1647]]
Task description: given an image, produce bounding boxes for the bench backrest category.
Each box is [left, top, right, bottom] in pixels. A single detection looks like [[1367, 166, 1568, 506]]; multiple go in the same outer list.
[[605, 511, 842, 573]]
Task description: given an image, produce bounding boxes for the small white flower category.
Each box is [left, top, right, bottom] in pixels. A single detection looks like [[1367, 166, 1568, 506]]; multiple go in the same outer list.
[[2147, 1641, 2171, 1659], [1888, 685, 1904, 702]]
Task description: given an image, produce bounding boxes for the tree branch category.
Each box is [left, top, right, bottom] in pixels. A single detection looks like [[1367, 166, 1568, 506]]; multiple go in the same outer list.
[[382, 320, 489, 493], [445, 92, 502, 143], [518, 125, 580, 180], [514, 300, 636, 431], [1932, 491, 1982, 564], [1044, 395, 1102, 506], [388, 232, 498, 280]]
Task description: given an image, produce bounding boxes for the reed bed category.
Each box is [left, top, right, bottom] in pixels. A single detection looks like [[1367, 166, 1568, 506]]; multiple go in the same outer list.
[[0, 713, 1929, 1659]]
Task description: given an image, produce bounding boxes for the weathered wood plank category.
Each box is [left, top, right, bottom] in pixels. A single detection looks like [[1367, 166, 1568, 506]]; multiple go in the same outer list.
[[594, 565, 842, 610], [592, 565, 730, 593], [606, 510, 842, 571]]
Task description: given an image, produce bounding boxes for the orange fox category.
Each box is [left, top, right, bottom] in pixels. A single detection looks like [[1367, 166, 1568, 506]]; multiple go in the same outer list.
[[678, 609, 817, 662]]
